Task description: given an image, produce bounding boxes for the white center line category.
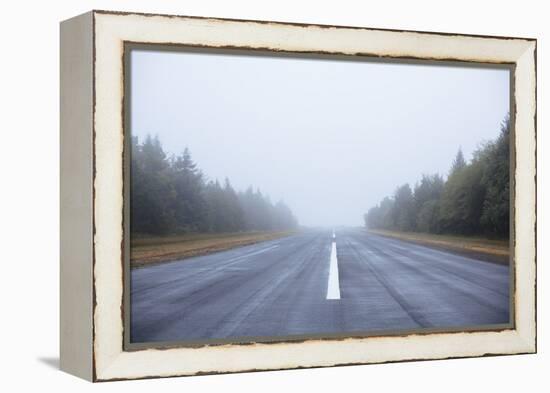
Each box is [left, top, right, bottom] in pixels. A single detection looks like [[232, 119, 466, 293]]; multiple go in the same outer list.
[[326, 230, 341, 300]]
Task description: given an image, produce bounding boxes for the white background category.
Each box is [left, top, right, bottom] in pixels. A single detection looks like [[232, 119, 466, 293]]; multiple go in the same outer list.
[[0, 0, 546, 391]]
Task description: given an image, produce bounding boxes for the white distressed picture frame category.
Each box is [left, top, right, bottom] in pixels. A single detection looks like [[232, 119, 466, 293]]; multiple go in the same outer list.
[[60, 10, 536, 382]]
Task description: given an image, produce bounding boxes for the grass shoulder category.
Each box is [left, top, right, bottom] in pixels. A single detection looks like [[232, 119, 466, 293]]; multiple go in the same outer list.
[[131, 230, 297, 268], [368, 229, 510, 265]]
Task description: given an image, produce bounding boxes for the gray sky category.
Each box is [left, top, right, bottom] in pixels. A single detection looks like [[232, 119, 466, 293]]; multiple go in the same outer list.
[[131, 49, 510, 227]]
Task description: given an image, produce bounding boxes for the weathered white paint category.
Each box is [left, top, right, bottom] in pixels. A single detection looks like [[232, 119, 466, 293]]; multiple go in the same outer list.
[[88, 11, 536, 381]]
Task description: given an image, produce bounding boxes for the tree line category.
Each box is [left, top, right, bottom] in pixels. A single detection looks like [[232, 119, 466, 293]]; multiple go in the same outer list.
[[364, 115, 510, 238], [130, 135, 298, 235]]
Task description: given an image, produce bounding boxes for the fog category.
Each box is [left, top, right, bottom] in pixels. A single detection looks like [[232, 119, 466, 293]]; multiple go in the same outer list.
[[130, 49, 510, 227]]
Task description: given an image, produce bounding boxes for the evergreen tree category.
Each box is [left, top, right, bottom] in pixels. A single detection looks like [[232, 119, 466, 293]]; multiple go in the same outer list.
[[130, 135, 299, 236], [480, 116, 510, 236], [172, 147, 207, 232], [273, 200, 298, 230], [449, 148, 466, 176], [222, 178, 245, 232], [130, 135, 177, 235], [440, 147, 487, 234], [204, 180, 225, 232], [414, 174, 444, 233], [416, 199, 441, 233], [364, 114, 510, 239], [365, 197, 394, 230], [392, 184, 416, 231]]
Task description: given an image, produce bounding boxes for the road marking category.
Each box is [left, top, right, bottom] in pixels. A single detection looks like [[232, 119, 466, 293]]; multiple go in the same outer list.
[[204, 244, 281, 273], [227, 244, 280, 263], [326, 230, 341, 300]]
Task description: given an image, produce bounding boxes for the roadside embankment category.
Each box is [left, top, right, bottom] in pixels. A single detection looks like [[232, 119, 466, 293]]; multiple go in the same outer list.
[[131, 230, 296, 268], [368, 229, 509, 265]]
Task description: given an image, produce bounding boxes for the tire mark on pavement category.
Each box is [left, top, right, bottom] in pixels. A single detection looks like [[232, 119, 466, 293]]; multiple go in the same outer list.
[[345, 238, 431, 328]]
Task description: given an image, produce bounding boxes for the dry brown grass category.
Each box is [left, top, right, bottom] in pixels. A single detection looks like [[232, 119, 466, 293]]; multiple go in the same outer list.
[[368, 229, 510, 264], [130, 231, 295, 268]]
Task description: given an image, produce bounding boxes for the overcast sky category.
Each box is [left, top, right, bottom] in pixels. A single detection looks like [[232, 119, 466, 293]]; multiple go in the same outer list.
[[130, 49, 510, 227]]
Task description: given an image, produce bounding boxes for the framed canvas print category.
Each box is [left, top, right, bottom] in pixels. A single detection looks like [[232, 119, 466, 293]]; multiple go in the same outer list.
[[60, 10, 537, 382]]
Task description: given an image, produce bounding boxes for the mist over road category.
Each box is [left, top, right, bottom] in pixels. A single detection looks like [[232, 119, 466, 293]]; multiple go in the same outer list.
[[130, 228, 510, 343]]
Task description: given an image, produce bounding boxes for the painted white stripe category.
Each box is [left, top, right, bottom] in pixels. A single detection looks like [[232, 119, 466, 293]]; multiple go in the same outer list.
[[205, 245, 280, 273], [326, 232, 341, 300], [227, 244, 280, 263]]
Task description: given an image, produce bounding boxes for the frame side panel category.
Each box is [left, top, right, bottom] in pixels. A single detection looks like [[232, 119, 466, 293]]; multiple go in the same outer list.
[[60, 11, 94, 381]]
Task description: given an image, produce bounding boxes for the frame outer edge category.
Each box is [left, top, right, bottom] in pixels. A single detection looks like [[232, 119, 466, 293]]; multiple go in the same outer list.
[[91, 11, 538, 380], [60, 10, 95, 382], [513, 41, 537, 352]]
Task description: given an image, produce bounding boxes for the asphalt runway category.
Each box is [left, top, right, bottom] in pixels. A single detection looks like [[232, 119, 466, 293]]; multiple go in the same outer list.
[[130, 228, 510, 343]]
